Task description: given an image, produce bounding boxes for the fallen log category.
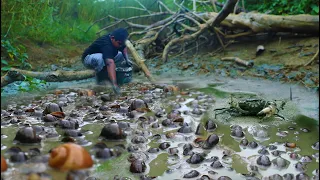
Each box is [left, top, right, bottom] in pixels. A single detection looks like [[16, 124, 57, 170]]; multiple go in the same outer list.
[[202, 12, 319, 34], [1, 68, 95, 88]]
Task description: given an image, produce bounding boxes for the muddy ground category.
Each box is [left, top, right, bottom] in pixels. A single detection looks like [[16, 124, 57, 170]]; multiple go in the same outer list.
[[1, 35, 319, 180], [21, 34, 319, 89]]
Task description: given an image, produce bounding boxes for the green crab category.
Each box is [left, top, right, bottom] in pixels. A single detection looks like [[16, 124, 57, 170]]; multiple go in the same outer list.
[[214, 96, 286, 122]]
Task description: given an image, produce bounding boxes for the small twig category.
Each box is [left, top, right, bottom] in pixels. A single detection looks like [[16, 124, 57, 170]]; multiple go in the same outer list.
[[278, 37, 282, 47], [224, 31, 253, 39], [272, 48, 301, 57], [93, 12, 171, 34], [133, 0, 152, 14], [210, 0, 218, 12], [173, 0, 207, 23], [233, 0, 239, 14], [157, 1, 174, 13], [96, 20, 123, 35], [119, 6, 154, 13], [304, 48, 319, 66], [170, 40, 208, 59], [125, 20, 149, 29], [4, 12, 15, 38], [213, 28, 225, 50], [299, 80, 311, 90], [177, 22, 199, 32], [158, 3, 162, 12], [242, 0, 245, 11], [126, 12, 172, 21], [221, 57, 254, 67]]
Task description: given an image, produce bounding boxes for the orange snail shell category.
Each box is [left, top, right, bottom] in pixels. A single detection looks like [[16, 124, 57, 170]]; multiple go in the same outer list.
[[1, 155, 8, 172], [285, 142, 297, 148], [48, 143, 93, 171]]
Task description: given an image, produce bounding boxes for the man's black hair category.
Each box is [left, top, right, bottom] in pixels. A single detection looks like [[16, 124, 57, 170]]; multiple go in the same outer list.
[[111, 28, 128, 42]]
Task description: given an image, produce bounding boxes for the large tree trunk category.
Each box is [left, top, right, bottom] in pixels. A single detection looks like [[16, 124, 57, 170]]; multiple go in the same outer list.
[[203, 12, 319, 34]]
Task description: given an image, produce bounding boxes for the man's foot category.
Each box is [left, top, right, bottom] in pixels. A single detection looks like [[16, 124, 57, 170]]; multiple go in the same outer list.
[[96, 69, 109, 85]]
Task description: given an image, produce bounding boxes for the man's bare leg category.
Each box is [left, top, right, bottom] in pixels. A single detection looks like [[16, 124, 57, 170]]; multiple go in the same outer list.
[[106, 59, 121, 94]]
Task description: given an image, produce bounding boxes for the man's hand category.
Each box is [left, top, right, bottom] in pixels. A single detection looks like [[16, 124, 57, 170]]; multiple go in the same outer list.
[[112, 84, 121, 95]]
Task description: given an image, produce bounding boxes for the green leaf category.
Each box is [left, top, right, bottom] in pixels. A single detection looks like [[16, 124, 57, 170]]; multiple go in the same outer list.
[[311, 5, 319, 13], [1, 59, 8, 65], [1, 66, 11, 71]]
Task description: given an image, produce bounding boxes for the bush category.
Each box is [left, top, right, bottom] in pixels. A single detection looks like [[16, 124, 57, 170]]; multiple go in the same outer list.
[[244, 0, 319, 15]]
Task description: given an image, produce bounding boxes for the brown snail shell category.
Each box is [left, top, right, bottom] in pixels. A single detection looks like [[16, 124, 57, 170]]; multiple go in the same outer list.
[[43, 103, 63, 115], [164, 85, 179, 93], [129, 99, 148, 112], [130, 159, 146, 173], [50, 111, 66, 119], [180, 91, 189, 95], [202, 134, 219, 149], [100, 121, 127, 140], [14, 126, 42, 144], [285, 142, 296, 148], [48, 143, 93, 171], [77, 89, 95, 96], [1, 155, 8, 172]]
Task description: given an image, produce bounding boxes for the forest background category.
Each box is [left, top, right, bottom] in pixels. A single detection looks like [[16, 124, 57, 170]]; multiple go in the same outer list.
[[1, 0, 319, 90]]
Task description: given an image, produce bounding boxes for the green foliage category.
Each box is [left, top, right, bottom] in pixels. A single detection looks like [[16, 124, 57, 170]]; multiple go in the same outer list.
[[1, 0, 101, 45], [2, 0, 319, 45], [1, 38, 46, 92], [244, 0, 319, 15], [16, 76, 47, 92], [1, 39, 31, 71]]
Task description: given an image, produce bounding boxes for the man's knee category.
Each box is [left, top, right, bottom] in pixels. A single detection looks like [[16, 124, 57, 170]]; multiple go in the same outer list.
[[105, 59, 115, 66]]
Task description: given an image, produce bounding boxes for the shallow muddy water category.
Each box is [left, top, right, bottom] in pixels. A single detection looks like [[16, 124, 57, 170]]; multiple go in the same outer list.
[[1, 76, 319, 180]]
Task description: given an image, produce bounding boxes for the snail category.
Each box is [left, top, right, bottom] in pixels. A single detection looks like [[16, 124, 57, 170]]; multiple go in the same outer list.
[[1, 155, 8, 172], [48, 143, 93, 171], [285, 142, 296, 148]]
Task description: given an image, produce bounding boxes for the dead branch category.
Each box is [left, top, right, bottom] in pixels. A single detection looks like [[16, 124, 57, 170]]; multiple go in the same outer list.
[[174, 0, 207, 23], [95, 12, 172, 35], [210, 0, 218, 12], [125, 40, 155, 82], [133, 0, 153, 14], [86, 15, 119, 33], [162, 0, 238, 62], [157, 1, 175, 14], [119, 6, 154, 13], [304, 48, 319, 66], [210, 0, 238, 26], [221, 57, 254, 67]]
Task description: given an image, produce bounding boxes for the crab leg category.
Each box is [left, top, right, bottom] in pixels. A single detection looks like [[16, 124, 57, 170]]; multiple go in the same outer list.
[[274, 114, 286, 120]]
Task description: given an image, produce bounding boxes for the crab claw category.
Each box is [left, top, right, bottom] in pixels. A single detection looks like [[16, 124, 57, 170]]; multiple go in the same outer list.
[[257, 104, 276, 117]]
